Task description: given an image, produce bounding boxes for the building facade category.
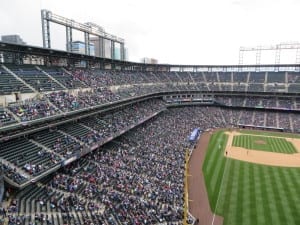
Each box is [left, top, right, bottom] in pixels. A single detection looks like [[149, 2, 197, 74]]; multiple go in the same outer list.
[[1, 35, 26, 45], [69, 41, 95, 56]]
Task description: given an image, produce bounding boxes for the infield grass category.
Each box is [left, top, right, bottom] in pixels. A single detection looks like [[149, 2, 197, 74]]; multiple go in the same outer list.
[[203, 130, 300, 225], [232, 135, 297, 154]]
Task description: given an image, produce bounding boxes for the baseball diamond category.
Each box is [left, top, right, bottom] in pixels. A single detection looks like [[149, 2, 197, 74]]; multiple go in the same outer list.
[[196, 130, 300, 225]]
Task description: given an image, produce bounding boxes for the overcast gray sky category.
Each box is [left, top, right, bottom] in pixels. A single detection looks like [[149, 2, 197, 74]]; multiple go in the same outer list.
[[0, 0, 299, 64]]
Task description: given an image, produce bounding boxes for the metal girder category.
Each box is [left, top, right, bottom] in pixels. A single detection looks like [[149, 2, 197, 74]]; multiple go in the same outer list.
[[238, 48, 244, 66], [66, 26, 72, 52], [275, 48, 281, 65], [99, 37, 104, 58], [296, 47, 300, 64], [239, 42, 300, 65], [41, 10, 51, 48], [111, 41, 115, 60], [41, 9, 124, 44], [240, 42, 300, 51], [256, 47, 261, 65], [84, 32, 90, 55], [41, 9, 126, 60], [120, 43, 125, 61]]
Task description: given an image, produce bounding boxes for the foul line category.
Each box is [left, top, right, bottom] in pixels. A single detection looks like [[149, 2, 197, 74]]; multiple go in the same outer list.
[[211, 152, 230, 225]]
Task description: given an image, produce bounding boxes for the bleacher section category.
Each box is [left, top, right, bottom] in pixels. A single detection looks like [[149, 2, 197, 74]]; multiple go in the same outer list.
[[267, 72, 286, 83], [0, 64, 299, 101], [0, 107, 16, 126], [0, 138, 61, 184], [31, 129, 81, 158], [8, 99, 59, 122], [0, 67, 32, 94], [0, 99, 166, 186], [40, 66, 88, 89], [0, 69, 298, 130], [6, 65, 64, 92]]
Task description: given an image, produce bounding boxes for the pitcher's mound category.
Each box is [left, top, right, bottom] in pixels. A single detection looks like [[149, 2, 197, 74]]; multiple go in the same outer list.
[[254, 140, 266, 145]]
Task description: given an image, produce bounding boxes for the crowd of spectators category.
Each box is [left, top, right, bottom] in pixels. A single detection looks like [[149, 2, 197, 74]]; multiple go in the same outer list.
[[5, 107, 199, 225], [46, 89, 121, 113], [8, 99, 59, 122], [287, 72, 300, 83], [0, 108, 16, 127], [1, 100, 299, 187], [2, 163, 28, 185], [5, 88, 121, 124], [0, 103, 298, 225], [278, 113, 291, 131], [215, 96, 300, 110], [0, 99, 166, 185], [1, 65, 299, 101], [0, 65, 299, 128]]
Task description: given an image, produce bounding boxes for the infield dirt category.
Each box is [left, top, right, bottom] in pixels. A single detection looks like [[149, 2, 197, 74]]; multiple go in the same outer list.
[[224, 131, 300, 167]]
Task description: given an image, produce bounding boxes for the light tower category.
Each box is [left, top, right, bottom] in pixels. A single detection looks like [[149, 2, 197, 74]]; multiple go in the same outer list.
[[238, 42, 300, 69], [41, 9, 125, 60]]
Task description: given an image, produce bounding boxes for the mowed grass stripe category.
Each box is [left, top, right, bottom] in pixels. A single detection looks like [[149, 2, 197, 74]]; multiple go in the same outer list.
[[270, 138, 281, 153], [274, 138, 285, 153], [203, 131, 228, 209], [272, 167, 295, 224], [275, 138, 284, 153], [257, 166, 272, 224], [253, 166, 266, 225], [232, 135, 297, 153], [203, 130, 300, 225], [209, 153, 226, 194], [275, 168, 298, 225], [235, 162, 244, 225], [269, 136, 296, 153], [248, 164, 258, 225], [285, 140, 297, 153], [216, 159, 233, 215], [206, 134, 227, 191], [262, 166, 282, 225], [203, 131, 224, 174], [220, 160, 237, 225], [242, 163, 252, 225], [210, 153, 228, 207], [224, 161, 243, 225], [286, 169, 300, 216]]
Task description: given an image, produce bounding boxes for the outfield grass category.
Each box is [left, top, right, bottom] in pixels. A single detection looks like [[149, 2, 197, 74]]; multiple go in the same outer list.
[[232, 135, 297, 154], [203, 130, 300, 225]]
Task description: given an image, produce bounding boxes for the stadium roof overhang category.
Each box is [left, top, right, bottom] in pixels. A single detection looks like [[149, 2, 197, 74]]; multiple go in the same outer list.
[[1, 41, 300, 72]]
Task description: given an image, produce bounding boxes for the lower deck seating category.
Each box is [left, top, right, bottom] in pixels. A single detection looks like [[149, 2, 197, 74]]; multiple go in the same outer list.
[[0, 68, 32, 94], [0, 107, 16, 126]]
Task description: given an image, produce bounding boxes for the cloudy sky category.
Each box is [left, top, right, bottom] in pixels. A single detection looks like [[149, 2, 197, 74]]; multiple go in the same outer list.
[[0, 0, 299, 64]]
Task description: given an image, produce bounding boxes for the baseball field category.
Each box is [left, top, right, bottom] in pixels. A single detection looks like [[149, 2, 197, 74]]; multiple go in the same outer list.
[[202, 130, 300, 225]]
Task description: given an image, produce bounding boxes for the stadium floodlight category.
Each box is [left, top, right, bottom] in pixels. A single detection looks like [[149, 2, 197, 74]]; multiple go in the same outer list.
[[41, 9, 125, 60], [239, 42, 300, 66]]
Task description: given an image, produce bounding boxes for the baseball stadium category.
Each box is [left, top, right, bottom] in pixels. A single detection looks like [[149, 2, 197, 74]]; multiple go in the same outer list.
[[0, 7, 299, 225]]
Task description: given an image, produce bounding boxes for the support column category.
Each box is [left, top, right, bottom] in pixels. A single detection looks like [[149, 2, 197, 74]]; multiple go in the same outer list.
[[99, 37, 104, 58], [111, 41, 115, 60], [296, 47, 300, 64], [84, 32, 90, 55], [41, 10, 51, 48], [275, 47, 281, 65], [120, 43, 125, 61], [66, 26, 73, 52], [255, 47, 261, 72], [238, 49, 243, 72]]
